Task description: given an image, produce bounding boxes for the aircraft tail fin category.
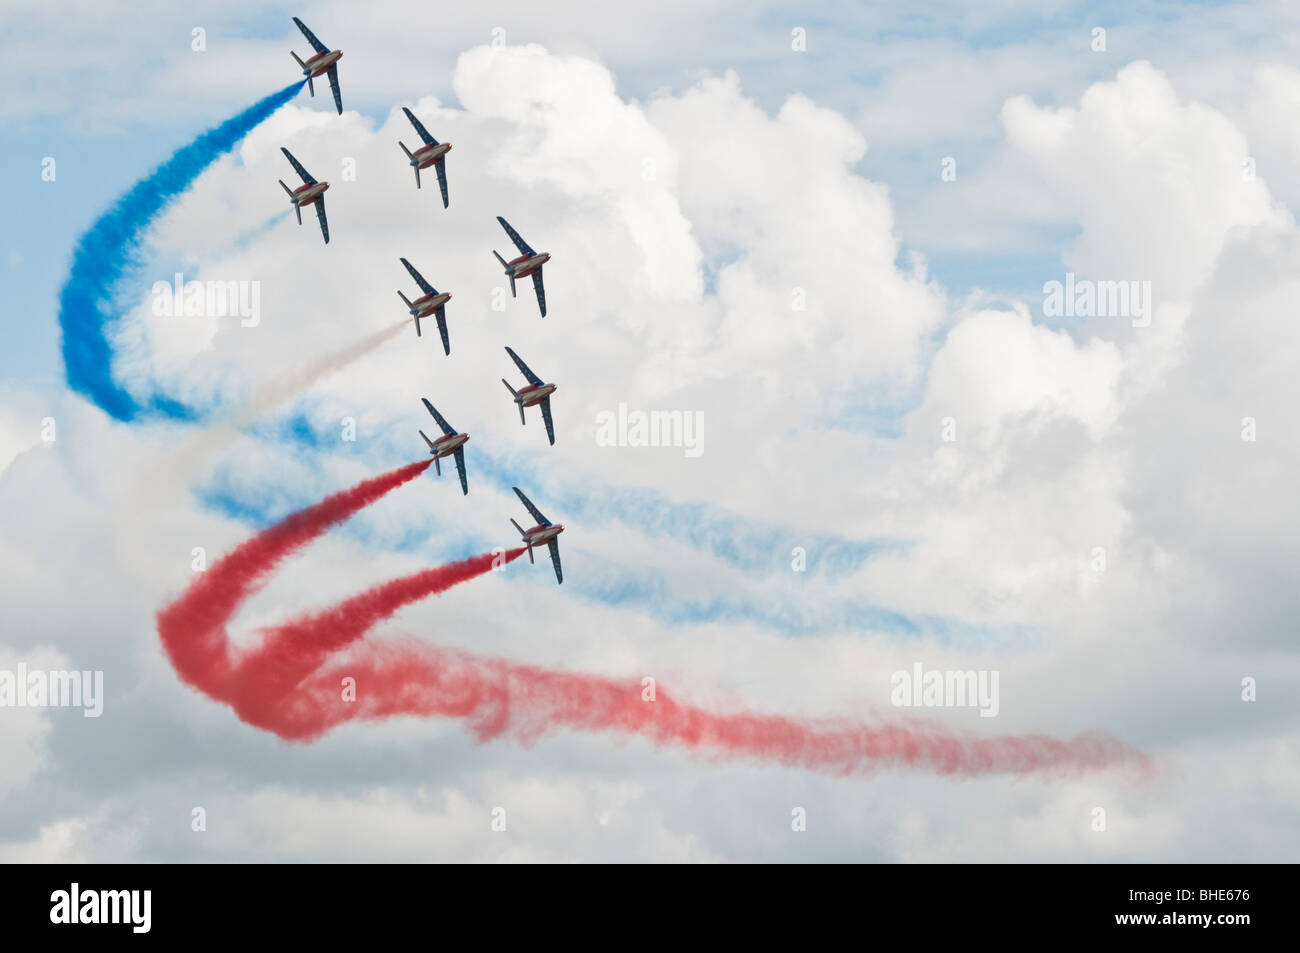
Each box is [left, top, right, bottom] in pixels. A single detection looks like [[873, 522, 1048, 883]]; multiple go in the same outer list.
[[397, 289, 413, 310], [511, 518, 532, 562], [294, 204, 302, 226], [278, 179, 294, 197], [399, 140, 414, 160], [414, 166, 421, 188], [492, 251, 516, 297], [502, 380, 526, 423], [418, 429, 436, 451], [290, 51, 306, 70]]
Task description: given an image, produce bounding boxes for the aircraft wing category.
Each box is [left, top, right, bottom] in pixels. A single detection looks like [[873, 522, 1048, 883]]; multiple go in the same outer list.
[[327, 64, 343, 115], [497, 216, 535, 256], [402, 107, 437, 146], [546, 538, 563, 584], [531, 269, 546, 317], [539, 397, 555, 446], [513, 486, 550, 526], [281, 147, 316, 184], [435, 307, 450, 356], [314, 196, 330, 244], [453, 446, 468, 495], [293, 17, 329, 54], [434, 157, 449, 209], [400, 257, 435, 296], [421, 398, 455, 436], [504, 346, 543, 386]]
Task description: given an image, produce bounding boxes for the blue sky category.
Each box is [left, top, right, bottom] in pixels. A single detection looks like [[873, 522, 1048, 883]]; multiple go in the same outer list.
[[7, 0, 1275, 384]]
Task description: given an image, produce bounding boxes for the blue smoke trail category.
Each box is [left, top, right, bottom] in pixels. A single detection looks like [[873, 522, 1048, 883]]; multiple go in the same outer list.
[[52, 82, 924, 635], [244, 405, 903, 578], [58, 82, 303, 422], [194, 472, 1033, 646]]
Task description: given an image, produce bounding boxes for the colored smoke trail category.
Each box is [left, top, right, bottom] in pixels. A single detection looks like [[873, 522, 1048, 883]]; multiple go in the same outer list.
[[232, 550, 525, 733], [283, 641, 1152, 778], [156, 468, 1150, 779], [59, 82, 304, 422], [157, 459, 431, 701]]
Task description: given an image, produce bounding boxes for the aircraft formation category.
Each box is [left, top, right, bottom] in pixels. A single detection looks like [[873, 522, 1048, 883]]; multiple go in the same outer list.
[[278, 17, 566, 583]]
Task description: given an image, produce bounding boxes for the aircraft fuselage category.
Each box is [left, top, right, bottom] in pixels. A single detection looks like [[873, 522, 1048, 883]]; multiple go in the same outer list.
[[523, 523, 564, 546], [411, 141, 452, 169], [292, 181, 329, 206], [410, 290, 452, 316], [429, 432, 469, 458], [506, 251, 549, 279], [515, 382, 557, 407], [302, 49, 343, 78]]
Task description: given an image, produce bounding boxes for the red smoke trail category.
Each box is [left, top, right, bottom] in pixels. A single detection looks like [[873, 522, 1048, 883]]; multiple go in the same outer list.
[[157, 460, 431, 702], [157, 464, 1151, 779], [231, 549, 525, 731], [272, 642, 1150, 777]]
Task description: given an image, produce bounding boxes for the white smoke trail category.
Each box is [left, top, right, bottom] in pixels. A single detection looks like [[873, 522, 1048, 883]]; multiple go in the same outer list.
[[164, 316, 410, 485], [117, 317, 412, 571]]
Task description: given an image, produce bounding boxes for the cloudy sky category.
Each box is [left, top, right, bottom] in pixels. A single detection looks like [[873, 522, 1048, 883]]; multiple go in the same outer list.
[[2, 0, 1298, 861]]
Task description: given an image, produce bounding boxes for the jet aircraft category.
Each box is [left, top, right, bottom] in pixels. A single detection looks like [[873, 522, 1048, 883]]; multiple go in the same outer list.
[[290, 17, 344, 114], [501, 346, 557, 445], [492, 216, 550, 317], [278, 147, 330, 244], [418, 399, 471, 495], [398, 107, 452, 207], [510, 487, 565, 583], [398, 258, 453, 353]]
